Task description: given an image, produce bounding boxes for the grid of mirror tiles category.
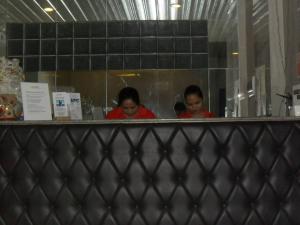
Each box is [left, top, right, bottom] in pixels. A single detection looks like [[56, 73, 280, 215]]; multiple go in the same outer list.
[[6, 20, 210, 72]]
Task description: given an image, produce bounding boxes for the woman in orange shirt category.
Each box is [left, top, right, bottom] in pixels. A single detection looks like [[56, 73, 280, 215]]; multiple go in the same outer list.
[[106, 87, 156, 119], [178, 85, 214, 118]]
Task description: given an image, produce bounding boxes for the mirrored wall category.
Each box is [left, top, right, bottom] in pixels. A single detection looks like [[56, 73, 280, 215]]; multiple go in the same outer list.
[[0, 0, 238, 119], [2, 0, 299, 119]]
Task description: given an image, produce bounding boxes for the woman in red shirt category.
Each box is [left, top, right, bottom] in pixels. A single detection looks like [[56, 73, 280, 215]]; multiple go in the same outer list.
[[178, 85, 214, 118], [106, 87, 156, 119]]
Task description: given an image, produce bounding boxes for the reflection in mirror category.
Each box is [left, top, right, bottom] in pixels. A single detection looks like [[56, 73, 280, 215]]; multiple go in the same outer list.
[[0, 0, 262, 120], [108, 70, 209, 118]]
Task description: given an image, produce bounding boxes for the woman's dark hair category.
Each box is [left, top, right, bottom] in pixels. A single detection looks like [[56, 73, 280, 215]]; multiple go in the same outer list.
[[174, 101, 186, 116], [184, 85, 203, 99], [118, 87, 140, 106]]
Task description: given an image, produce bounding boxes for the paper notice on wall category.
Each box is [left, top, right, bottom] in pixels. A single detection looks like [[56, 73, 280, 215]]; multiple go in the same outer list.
[[52, 92, 70, 118], [21, 82, 52, 121], [69, 93, 82, 120]]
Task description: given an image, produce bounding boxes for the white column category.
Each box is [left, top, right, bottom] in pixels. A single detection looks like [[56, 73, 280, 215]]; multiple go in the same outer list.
[[237, 0, 255, 117], [268, 0, 297, 116], [0, 27, 5, 57]]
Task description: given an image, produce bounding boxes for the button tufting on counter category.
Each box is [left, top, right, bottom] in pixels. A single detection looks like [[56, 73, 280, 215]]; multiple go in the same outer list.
[[91, 176, 96, 184], [62, 175, 69, 183], [248, 144, 255, 149], [7, 175, 13, 184], [164, 204, 168, 210], [250, 149, 256, 156], [264, 172, 269, 178], [219, 149, 226, 157], [49, 202, 56, 210], [250, 201, 256, 208], [205, 174, 214, 184], [177, 176, 183, 182], [276, 146, 282, 153], [279, 200, 285, 207], [119, 177, 126, 184], [219, 144, 226, 150], [104, 149, 110, 155], [148, 176, 154, 184], [295, 172, 299, 181], [48, 148, 55, 157], [191, 145, 198, 153], [1, 120, 300, 225]]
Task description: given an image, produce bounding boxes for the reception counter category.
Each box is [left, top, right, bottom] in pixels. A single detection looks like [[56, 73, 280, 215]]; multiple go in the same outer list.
[[0, 118, 299, 225]]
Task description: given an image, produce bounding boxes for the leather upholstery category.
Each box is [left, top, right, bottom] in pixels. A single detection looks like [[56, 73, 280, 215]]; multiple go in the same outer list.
[[0, 122, 300, 225]]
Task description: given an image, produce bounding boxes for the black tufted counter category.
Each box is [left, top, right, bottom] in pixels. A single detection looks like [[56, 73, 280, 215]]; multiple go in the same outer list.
[[0, 118, 300, 225]]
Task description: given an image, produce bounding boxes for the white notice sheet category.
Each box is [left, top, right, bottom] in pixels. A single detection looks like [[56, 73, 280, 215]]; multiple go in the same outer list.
[[21, 82, 52, 121], [69, 93, 83, 120]]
